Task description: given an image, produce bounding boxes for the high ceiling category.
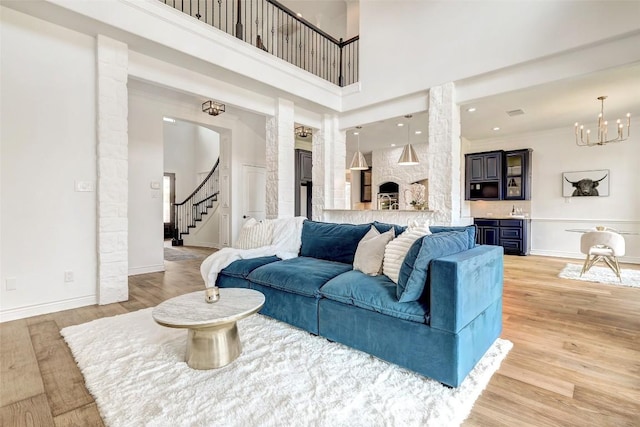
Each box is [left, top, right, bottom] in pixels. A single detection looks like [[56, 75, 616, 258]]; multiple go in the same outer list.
[[347, 61, 640, 153]]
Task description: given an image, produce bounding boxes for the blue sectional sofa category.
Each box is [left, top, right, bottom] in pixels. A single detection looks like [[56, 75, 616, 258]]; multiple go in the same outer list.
[[215, 220, 504, 387]]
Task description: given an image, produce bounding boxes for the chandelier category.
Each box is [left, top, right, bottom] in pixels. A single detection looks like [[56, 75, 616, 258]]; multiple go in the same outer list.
[[574, 96, 631, 146], [202, 100, 225, 116], [295, 126, 312, 138]]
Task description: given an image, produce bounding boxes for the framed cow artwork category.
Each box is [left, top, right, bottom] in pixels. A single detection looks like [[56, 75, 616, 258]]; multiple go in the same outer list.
[[562, 169, 610, 197]]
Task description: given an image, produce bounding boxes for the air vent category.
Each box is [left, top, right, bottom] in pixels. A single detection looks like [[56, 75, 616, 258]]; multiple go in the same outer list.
[[507, 109, 525, 117]]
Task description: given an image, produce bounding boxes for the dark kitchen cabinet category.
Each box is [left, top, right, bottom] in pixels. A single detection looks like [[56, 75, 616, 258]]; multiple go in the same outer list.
[[465, 149, 532, 201], [468, 151, 502, 181], [295, 149, 312, 218], [474, 219, 500, 246], [360, 168, 372, 202], [474, 218, 530, 256], [504, 149, 532, 200], [465, 151, 503, 200]]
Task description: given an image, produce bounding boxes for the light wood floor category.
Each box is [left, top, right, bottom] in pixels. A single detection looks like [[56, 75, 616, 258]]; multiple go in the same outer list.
[[1, 249, 639, 426]]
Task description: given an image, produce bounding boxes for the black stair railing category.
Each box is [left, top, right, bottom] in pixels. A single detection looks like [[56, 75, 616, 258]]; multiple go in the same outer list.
[[172, 158, 220, 245], [160, 0, 359, 87]]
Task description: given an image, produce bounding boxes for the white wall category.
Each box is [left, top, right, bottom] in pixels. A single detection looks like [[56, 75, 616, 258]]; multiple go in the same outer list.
[[280, 0, 349, 40], [0, 7, 98, 320], [348, 1, 640, 110], [164, 120, 220, 203], [467, 127, 640, 263], [164, 121, 197, 203], [195, 126, 220, 176]]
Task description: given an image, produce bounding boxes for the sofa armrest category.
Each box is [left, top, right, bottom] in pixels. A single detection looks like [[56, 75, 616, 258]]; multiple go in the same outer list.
[[429, 245, 504, 333]]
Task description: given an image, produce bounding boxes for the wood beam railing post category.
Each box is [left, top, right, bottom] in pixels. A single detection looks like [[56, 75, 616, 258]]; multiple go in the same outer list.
[[235, 0, 243, 39]]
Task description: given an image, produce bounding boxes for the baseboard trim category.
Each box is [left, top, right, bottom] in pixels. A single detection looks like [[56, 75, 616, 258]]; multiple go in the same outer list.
[[0, 295, 97, 323], [128, 264, 165, 276], [530, 249, 640, 264]]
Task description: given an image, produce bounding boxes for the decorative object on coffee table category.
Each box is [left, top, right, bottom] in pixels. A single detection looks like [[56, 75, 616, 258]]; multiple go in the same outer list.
[[153, 288, 264, 369]]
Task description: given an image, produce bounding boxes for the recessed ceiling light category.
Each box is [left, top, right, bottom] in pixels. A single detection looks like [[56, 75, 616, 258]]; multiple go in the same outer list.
[[467, 107, 477, 113], [163, 117, 176, 123], [397, 123, 404, 127], [353, 132, 359, 135], [493, 127, 500, 131], [391, 144, 396, 147], [414, 130, 422, 135]]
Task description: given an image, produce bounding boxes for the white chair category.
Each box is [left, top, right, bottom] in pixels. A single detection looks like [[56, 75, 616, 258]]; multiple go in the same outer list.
[[580, 230, 625, 281]]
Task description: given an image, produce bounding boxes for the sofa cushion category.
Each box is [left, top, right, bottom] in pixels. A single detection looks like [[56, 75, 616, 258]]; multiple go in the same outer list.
[[382, 228, 431, 284], [372, 221, 407, 237], [234, 218, 274, 249], [397, 230, 469, 303], [219, 256, 281, 279], [300, 220, 371, 264], [353, 226, 395, 276], [319, 270, 429, 324], [430, 225, 477, 249], [248, 256, 351, 298]]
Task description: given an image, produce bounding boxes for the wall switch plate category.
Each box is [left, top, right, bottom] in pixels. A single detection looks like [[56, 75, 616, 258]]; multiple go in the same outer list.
[[150, 181, 161, 190], [75, 180, 95, 192], [6, 277, 17, 291], [64, 271, 74, 283]]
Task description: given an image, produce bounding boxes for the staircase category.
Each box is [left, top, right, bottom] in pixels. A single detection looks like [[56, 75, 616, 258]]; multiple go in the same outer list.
[[172, 159, 220, 246]]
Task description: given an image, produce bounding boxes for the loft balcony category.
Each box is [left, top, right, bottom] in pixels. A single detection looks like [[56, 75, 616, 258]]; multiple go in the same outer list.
[[160, 0, 359, 87]]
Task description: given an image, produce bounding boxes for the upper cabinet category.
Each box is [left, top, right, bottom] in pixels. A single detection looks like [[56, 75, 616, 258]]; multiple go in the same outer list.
[[504, 149, 532, 200], [468, 151, 502, 182], [465, 149, 532, 201], [465, 151, 503, 200], [360, 168, 372, 202]]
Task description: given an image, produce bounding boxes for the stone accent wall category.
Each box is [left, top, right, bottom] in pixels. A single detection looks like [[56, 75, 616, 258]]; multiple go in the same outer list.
[[96, 35, 129, 304], [265, 98, 295, 218], [311, 130, 325, 220], [427, 83, 461, 225], [324, 209, 438, 226], [372, 143, 430, 209]]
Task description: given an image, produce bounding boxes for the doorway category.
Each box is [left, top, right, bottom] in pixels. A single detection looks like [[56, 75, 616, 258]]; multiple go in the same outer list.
[[163, 173, 175, 238]]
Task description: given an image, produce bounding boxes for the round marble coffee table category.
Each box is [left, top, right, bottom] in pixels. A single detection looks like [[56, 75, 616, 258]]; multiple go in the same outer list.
[[152, 288, 265, 370]]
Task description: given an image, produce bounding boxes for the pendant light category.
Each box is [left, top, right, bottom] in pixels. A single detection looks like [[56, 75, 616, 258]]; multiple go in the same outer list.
[[398, 115, 420, 165], [349, 126, 369, 170]]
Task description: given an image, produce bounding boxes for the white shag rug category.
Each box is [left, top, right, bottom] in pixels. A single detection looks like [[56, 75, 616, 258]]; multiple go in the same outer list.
[[558, 263, 640, 288], [61, 308, 512, 427]]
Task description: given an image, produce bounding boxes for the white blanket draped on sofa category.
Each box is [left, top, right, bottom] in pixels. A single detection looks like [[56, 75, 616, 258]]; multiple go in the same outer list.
[[200, 216, 306, 287]]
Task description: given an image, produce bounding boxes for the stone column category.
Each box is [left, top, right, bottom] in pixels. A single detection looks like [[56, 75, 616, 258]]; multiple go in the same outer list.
[[265, 98, 295, 219], [427, 83, 461, 225], [96, 35, 128, 304], [312, 114, 346, 220]]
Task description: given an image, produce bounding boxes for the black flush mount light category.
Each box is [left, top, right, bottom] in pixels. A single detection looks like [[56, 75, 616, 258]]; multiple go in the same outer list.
[[295, 126, 312, 138], [202, 100, 225, 116]]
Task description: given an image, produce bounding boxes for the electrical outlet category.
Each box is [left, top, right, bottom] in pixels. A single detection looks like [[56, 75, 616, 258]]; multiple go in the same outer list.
[[6, 277, 17, 291], [64, 270, 74, 283]]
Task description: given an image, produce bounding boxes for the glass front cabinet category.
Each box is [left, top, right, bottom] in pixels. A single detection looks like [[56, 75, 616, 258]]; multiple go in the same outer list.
[[504, 149, 532, 200]]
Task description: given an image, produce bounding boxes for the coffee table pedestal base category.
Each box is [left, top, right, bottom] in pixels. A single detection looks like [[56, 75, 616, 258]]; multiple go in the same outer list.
[[186, 322, 241, 369]]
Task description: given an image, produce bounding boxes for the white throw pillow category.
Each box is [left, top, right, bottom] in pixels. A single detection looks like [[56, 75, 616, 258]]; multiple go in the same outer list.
[[234, 218, 274, 249], [353, 226, 395, 276], [383, 228, 430, 284]]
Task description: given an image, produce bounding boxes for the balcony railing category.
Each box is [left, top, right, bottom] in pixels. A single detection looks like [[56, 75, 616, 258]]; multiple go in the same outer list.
[[161, 0, 359, 86]]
